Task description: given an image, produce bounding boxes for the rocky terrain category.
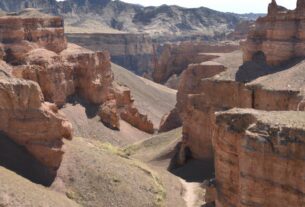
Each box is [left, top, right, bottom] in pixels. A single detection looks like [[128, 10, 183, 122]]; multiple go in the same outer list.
[[0, 0, 251, 41], [242, 0, 305, 66], [152, 41, 239, 88], [0, 9, 188, 207], [164, 1, 305, 206], [1, 1, 305, 207], [214, 109, 305, 207], [66, 32, 154, 75]]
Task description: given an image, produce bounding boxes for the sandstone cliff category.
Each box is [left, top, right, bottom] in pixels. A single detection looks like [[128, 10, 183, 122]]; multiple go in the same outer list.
[[66, 32, 154, 75], [176, 49, 305, 160], [173, 3, 305, 206], [0, 10, 156, 179], [242, 0, 305, 66], [152, 42, 239, 86], [0, 67, 72, 171], [214, 109, 305, 207]]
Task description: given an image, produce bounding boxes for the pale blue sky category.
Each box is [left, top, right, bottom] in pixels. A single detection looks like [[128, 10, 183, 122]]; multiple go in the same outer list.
[[56, 0, 297, 14]]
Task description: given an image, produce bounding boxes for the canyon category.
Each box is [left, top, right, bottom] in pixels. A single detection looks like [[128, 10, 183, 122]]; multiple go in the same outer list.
[[0, 0, 250, 41], [1, 1, 305, 207], [0, 9, 157, 178], [66, 32, 154, 75], [168, 1, 305, 206]]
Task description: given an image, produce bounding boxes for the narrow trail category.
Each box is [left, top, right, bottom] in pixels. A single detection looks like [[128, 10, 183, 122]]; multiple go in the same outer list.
[[179, 178, 205, 207]]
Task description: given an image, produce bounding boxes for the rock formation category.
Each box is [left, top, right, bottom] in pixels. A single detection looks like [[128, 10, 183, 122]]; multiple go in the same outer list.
[[158, 108, 182, 133], [0, 0, 246, 42], [0, 10, 154, 134], [66, 33, 154, 75], [0, 9, 156, 178], [152, 42, 239, 86], [99, 83, 155, 133], [0, 72, 72, 170], [98, 100, 120, 130], [174, 3, 305, 206], [241, 0, 305, 66], [214, 109, 305, 207]]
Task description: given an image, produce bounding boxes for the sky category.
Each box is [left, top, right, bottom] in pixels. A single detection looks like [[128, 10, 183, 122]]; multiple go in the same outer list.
[[117, 0, 296, 14]]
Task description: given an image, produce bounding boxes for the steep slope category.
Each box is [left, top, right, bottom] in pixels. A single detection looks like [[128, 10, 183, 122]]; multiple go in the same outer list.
[[66, 33, 154, 74], [52, 137, 166, 207], [0, 167, 78, 207], [59, 63, 176, 146], [111, 63, 177, 127]]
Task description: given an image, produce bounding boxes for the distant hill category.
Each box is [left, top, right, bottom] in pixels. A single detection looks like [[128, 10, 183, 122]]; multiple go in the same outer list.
[[0, 0, 263, 41]]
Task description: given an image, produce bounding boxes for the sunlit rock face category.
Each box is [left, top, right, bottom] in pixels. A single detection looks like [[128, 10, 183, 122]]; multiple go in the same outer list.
[[242, 0, 305, 66], [214, 109, 305, 207], [0, 10, 154, 175], [0, 73, 72, 171]]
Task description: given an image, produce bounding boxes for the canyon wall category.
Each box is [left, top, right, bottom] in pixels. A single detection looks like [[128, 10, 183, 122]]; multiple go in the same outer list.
[[0, 71, 72, 171], [214, 109, 305, 207], [0, 10, 155, 174], [152, 42, 239, 86], [242, 0, 305, 66], [66, 33, 154, 75], [176, 54, 305, 161], [175, 2, 305, 206]]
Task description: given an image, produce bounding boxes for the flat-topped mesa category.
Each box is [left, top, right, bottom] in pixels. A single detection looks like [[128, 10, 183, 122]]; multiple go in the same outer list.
[[0, 14, 67, 54], [241, 0, 305, 66]]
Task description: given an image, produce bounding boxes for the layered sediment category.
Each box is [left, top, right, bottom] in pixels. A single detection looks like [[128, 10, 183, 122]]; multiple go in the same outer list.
[[175, 2, 305, 206], [152, 42, 239, 86], [0, 71, 72, 170], [242, 0, 305, 66], [66, 33, 154, 75], [0, 10, 155, 175], [214, 109, 305, 207]]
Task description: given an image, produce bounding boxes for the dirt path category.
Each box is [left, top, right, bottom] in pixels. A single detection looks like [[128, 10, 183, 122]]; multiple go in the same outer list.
[[179, 178, 205, 207]]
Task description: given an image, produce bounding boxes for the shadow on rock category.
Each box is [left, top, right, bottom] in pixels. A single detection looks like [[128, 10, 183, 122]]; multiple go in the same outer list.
[[0, 132, 56, 186], [67, 95, 99, 119], [236, 56, 304, 83]]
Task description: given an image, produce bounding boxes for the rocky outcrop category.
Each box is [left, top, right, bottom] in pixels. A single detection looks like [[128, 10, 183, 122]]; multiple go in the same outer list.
[[152, 42, 239, 85], [176, 50, 305, 160], [0, 75, 72, 170], [0, 13, 67, 54], [121, 106, 154, 134], [1, 11, 154, 134], [0, 10, 155, 182], [12, 43, 113, 106], [175, 50, 305, 207], [113, 83, 154, 134], [159, 108, 182, 133], [241, 0, 305, 66], [66, 33, 154, 75], [98, 83, 155, 133], [98, 100, 120, 130], [214, 108, 305, 207]]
